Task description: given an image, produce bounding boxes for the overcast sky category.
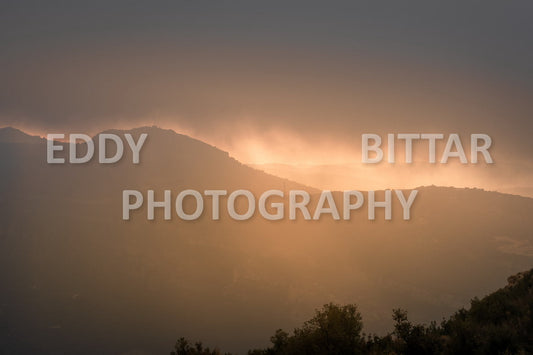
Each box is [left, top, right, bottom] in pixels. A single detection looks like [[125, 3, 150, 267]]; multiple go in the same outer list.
[[1, 1, 532, 168]]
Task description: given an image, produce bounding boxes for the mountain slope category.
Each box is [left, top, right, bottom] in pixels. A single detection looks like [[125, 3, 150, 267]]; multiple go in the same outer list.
[[0, 127, 44, 144], [0, 126, 532, 354], [188, 268, 533, 354]]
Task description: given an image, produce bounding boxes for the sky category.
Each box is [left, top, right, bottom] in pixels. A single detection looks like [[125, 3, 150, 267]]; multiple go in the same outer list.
[[1, 1, 532, 194]]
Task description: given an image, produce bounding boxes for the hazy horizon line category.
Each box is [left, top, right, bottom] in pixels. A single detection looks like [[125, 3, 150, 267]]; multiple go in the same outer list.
[[2, 125, 532, 200]]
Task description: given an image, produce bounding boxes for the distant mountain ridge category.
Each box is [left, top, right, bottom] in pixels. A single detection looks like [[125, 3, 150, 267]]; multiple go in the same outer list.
[[0, 127, 44, 144], [2, 125, 532, 199], [0, 125, 316, 196], [2, 126, 526, 199]]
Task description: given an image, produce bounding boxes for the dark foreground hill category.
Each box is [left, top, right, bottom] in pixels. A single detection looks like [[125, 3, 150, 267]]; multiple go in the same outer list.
[[173, 268, 533, 354], [0, 126, 532, 354]]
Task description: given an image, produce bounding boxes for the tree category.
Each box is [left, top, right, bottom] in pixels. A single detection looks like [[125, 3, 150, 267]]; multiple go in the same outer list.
[[170, 337, 224, 355], [252, 303, 365, 354]]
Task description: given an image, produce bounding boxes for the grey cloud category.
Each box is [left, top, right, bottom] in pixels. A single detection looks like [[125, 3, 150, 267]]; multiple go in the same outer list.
[[0, 1, 531, 160]]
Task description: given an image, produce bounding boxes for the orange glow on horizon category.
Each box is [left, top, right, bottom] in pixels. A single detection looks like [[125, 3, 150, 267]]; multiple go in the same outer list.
[[4, 123, 533, 198]]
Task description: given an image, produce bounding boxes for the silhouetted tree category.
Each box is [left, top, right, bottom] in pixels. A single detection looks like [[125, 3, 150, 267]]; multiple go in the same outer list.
[[171, 337, 225, 355]]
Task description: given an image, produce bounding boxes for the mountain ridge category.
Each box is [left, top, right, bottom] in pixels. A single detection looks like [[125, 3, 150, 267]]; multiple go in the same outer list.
[[1, 126, 532, 200], [0, 126, 44, 144]]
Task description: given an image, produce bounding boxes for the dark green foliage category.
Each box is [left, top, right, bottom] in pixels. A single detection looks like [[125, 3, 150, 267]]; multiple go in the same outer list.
[[388, 309, 444, 354], [441, 269, 533, 354], [292, 303, 364, 354], [247, 303, 365, 355], [173, 269, 533, 354]]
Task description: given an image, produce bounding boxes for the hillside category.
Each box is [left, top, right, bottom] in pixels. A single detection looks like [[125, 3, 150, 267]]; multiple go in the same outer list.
[[0, 127, 44, 144], [0, 127, 532, 354], [174, 268, 533, 354]]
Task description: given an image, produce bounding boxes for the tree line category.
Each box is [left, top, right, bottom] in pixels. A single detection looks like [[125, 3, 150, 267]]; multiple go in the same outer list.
[[171, 268, 533, 354]]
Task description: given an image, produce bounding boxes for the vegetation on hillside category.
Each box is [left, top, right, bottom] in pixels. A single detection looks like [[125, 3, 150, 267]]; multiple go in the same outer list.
[[171, 268, 533, 354]]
